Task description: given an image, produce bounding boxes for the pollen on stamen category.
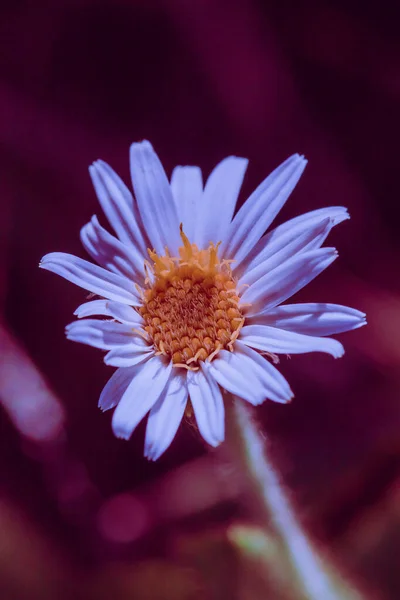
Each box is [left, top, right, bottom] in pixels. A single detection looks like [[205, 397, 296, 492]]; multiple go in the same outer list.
[[138, 226, 245, 369]]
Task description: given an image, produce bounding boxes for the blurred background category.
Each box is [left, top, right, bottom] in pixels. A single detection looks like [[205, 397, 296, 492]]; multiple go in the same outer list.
[[0, 0, 399, 598]]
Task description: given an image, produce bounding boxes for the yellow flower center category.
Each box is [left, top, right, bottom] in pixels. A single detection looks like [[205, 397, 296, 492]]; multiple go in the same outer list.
[[139, 226, 244, 370]]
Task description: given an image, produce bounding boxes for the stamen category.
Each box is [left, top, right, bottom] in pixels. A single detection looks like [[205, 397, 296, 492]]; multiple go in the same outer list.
[[207, 343, 223, 362], [132, 327, 150, 341], [179, 223, 193, 258], [143, 260, 154, 286], [148, 249, 166, 272], [209, 241, 221, 271], [139, 226, 245, 369], [238, 302, 252, 309], [144, 259, 154, 274], [135, 284, 145, 301], [260, 350, 280, 364], [228, 319, 245, 351], [172, 363, 200, 371], [237, 282, 250, 293]]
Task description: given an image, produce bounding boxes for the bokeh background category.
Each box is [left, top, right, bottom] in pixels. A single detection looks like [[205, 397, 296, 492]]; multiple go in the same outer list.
[[0, 0, 399, 598]]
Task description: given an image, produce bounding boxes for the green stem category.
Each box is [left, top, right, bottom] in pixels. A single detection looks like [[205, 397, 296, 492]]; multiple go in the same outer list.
[[226, 396, 362, 600]]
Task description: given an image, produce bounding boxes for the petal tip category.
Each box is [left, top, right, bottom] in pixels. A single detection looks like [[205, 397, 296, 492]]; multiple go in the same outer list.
[[334, 208, 351, 226], [38, 254, 51, 268], [91, 159, 108, 170], [130, 139, 153, 155], [144, 441, 164, 461], [64, 324, 77, 340], [103, 353, 118, 366], [112, 426, 131, 441], [145, 449, 160, 461], [208, 438, 222, 449], [293, 153, 308, 167], [334, 346, 345, 359], [286, 391, 295, 404], [89, 162, 101, 175]]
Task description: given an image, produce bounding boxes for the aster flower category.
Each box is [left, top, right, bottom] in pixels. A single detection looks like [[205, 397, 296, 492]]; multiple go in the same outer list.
[[40, 141, 366, 460]]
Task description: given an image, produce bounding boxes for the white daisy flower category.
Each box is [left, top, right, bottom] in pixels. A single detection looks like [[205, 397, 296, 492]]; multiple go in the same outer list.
[[40, 141, 366, 460]]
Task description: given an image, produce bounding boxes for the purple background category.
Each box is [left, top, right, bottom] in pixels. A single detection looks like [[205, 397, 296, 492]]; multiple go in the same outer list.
[[0, 1, 399, 597]]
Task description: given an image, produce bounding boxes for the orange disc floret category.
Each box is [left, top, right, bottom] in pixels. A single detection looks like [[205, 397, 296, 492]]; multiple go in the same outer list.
[[139, 226, 245, 370]]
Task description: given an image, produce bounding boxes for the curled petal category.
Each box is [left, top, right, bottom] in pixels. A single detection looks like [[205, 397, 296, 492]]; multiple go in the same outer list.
[[74, 300, 111, 319], [240, 324, 344, 358], [236, 206, 349, 277], [208, 342, 293, 405], [89, 159, 148, 254], [187, 366, 225, 447], [221, 154, 307, 265], [66, 319, 145, 350], [144, 371, 188, 460], [98, 365, 140, 412], [240, 218, 332, 287], [112, 356, 172, 440], [242, 248, 338, 316], [247, 303, 366, 336], [104, 344, 153, 367], [80, 215, 145, 281], [40, 252, 141, 305]]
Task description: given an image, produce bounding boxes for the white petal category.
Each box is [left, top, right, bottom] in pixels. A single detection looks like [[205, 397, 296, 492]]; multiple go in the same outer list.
[[104, 343, 153, 367], [196, 157, 248, 248], [105, 302, 144, 325], [262, 205, 349, 238], [242, 248, 338, 316], [170, 166, 203, 241], [187, 366, 225, 447], [235, 206, 349, 277], [239, 218, 331, 287], [65, 319, 141, 350], [80, 215, 145, 282], [144, 371, 188, 460], [99, 364, 142, 411], [74, 300, 111, 318], [240, 325, 344, 358], [209, 342, 293, 405], [89, 160, 148, 254], [74, 300, 143, 325], [40, 252, 141, 305], [249, 303, 366, 336], [112, 356, 172, 440], [130, 140, 181, 255], [220, 154, 307, 264]]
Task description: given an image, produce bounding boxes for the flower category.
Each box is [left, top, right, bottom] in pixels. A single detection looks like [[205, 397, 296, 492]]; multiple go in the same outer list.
[[40, 141, 366, 460]]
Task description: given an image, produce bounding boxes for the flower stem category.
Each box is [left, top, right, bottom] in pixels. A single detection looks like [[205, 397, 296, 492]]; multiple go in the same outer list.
[[225, 396, 362, 600]]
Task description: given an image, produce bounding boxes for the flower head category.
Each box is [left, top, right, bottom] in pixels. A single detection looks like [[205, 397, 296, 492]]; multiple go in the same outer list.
[[40, 141, 366, 460]]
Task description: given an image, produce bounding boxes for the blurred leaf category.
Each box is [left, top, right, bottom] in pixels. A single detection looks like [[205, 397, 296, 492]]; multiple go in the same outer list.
[[88, 560, 201, 600], [173, 528, 239, 600], [173, 526, 305, 600], [335, 480, 400, 600], [0, 499, 72, 600]]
